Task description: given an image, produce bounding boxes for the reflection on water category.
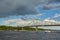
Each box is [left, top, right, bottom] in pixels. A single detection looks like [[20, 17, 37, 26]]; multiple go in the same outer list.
[[0, 31, 60, 40], [33, 26, 60, 30]]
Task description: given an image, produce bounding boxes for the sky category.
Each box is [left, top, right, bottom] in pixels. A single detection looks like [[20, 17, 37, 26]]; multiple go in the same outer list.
[[0, 0, 60, 26]]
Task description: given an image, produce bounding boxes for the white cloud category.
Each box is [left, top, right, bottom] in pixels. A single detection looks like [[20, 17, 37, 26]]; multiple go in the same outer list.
[[2, 19, 31, 26], [43, 19, 60, 25], [1, 17, 60, 26], [44, 19, 56, 22], [21, 13, 42, 20], [54, 13, 60, 18]]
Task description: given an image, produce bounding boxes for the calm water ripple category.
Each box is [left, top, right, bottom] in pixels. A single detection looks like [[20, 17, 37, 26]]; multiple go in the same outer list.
[[0, 31, 60, 40]]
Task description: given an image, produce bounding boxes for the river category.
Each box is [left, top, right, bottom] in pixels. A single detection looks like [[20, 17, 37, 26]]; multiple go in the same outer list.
[[0, 26, 60, 40], [0, 30, 60, 40], [32, 26, 60, 30]]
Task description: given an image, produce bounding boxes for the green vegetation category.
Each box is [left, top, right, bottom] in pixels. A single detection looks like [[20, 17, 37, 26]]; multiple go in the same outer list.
[[0, 26, 45, 31]]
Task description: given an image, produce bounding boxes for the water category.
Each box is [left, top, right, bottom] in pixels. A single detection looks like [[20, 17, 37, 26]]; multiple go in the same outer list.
[[0, 30, 60, 40], [33, 26, 60, 30]]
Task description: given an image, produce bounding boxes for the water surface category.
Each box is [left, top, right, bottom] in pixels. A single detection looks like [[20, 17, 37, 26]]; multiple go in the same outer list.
[[0, 30, 60, 40]]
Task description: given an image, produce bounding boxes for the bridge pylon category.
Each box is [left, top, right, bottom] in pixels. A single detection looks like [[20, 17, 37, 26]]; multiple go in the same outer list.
[[36, 26, 38, 31]]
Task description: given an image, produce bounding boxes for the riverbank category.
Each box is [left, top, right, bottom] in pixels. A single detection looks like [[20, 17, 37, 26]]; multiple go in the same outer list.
[[0, 26, 45, 31], [0, 26, 60, 31]]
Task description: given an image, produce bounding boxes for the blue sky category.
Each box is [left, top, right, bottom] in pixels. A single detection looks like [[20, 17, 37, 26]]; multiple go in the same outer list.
[[38, 5, 60, 21], [0, 0, 60, 25]]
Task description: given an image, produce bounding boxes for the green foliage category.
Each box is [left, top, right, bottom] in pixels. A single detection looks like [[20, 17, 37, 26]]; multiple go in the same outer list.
[[0, 25, 45, 31]]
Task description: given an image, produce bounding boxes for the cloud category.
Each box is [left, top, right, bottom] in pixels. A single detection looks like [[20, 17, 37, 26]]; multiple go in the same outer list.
[[21, 13, 42, 20], [53, 13, 60, 18], [44, 19, 56, 22], [2, 19, 31, 26], [0, 0, 48, 18], [0, 0, 59, 17], [49, 0, 60, 3], [43, 16, 59, 22], [42, 0, 60, 10], [1, 17, 60, 26], [42, 3, 60, 10]]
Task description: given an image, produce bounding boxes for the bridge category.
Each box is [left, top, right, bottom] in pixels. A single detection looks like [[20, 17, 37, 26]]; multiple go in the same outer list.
[[5, 19, 60, 31], [27, 20, 60, 26], [19, 20, 60, 31]]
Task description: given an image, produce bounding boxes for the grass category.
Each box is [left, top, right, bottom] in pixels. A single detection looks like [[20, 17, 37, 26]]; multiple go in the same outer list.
[[0, 26, 45, 31]]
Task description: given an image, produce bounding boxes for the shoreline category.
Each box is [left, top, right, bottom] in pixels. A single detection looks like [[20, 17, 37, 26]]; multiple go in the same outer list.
[[0, 29, 60, 33]]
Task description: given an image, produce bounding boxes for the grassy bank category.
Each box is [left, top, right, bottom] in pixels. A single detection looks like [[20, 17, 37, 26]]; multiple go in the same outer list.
[[0, 26, 45, 31]]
